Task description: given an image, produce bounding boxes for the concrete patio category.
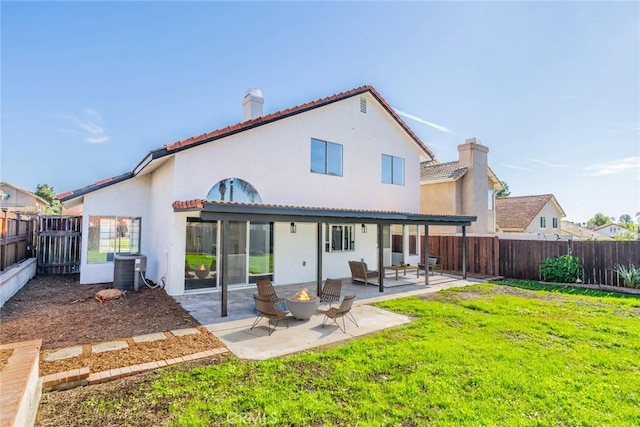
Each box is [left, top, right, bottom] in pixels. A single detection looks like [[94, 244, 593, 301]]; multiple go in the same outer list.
[[175, 274, 482, 360]]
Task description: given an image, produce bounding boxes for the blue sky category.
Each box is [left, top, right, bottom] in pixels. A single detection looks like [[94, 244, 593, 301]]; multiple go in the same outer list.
[[2, 1, 638, 224]]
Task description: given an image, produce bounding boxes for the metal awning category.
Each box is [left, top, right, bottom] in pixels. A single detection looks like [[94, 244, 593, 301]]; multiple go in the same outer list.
[[173, 200, 476, 316], [174, 200, 476, 226]]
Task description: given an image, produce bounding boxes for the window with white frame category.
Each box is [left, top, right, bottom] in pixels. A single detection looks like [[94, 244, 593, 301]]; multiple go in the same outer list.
[[381, 154, 405, 185], [552, 217, 558, 228], [311, 138, 343, 176], [325, 224, 355, 252], [88, 216, 141, 263], [540, 216, 547, 228]]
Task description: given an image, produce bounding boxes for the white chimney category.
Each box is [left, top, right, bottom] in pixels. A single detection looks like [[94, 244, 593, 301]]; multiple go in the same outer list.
[[242, 88, 264, 121]]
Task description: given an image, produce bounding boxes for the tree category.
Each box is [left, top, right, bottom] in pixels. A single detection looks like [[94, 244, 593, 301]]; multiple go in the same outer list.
[[587, 212, 611, 228], [619, 214, 632, 224], [35, 184, 62, 215], [495, 180, 510, 198]]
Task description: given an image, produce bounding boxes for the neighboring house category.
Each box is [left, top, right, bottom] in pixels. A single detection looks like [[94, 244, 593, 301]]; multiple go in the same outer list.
[[419, 138, 503, 234], [59, 85, 476, 302], [561, 220, 610, 240], [495, 194, 566, 235], [0, 182, 48, 215], [593, 223, 629, 239]]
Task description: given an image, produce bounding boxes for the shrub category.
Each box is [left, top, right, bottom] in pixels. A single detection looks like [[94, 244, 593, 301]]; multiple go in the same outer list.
[[614, 264, 640, 288], [540, 255, 584, 283]]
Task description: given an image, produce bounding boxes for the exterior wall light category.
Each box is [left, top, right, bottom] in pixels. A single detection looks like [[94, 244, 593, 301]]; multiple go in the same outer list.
[[290, 222, 297, 233], [361, 224, 367, 233]]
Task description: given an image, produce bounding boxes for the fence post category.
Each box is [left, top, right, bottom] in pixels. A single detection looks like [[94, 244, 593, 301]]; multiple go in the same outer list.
[[0, 209, 7, 271]]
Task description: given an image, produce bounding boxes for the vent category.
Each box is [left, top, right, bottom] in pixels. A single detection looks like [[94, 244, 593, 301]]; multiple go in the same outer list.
[[360, 97, 367, 113], [114, 254, 147, 291]]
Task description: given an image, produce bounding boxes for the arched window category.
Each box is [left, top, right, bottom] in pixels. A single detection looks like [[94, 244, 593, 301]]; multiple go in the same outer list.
[[206, 178, 262, 203]]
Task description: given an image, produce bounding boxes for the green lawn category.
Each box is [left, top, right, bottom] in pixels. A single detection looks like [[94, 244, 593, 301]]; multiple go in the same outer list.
[[185, 254, 273, 275], [39, 281, 640, 426]]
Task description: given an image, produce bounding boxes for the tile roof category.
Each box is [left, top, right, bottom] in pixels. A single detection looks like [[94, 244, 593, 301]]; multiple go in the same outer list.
[[59, 85, 433, 203], [495, 194, 564, 231], [593, 223, 627, 231], [420, 161, 468, 183], [163, 85, 434, 157], [562, 220, 610, 240]]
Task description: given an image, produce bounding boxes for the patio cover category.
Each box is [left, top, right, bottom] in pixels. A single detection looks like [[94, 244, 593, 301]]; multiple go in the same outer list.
[[173, 200, 476, 316]]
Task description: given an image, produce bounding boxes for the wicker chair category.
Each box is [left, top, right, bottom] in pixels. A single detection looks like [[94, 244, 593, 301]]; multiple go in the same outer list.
[[250, 294, 289, 336], [320, 278, 342, 307], [321, 294, 358, 333], [256, 279, 286, 310]]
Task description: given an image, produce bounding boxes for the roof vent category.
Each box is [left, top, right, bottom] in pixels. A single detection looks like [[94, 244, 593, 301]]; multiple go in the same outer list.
[[360, 97, 367, 113], [242, 88, 264, 121]]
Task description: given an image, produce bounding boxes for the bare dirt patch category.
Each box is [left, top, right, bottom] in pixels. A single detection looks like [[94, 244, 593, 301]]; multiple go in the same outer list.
[[1, 274, 227, 376]]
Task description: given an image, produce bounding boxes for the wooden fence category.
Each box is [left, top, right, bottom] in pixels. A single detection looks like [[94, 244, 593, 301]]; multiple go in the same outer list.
[[422, 235, 639, 286], [573, 241, 639, 286], [0, 210, 36, 272], [37, 216, 82, 274], [421, 235, 500, 277]]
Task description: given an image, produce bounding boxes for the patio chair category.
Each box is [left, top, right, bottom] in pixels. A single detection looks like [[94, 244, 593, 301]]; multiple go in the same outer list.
[[184, 260, 194, 279], [256, 279, 287, 310], [321, 294, 358, 333], [418, 256, 443, 277], [320, 278, 342, 307], [251, 294, 289, 336], [348, 261, 379, 285]]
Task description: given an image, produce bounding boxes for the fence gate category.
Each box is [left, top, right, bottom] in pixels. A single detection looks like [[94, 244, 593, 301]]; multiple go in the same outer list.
[[37, 216, 82, 274]]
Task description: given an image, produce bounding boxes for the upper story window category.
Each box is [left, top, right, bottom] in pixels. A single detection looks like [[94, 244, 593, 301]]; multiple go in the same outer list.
[[552, 217, 558, 228], [311, 138, 343, 176], [540, 216, 547, 228], [382, 154, 405, 185], [88, 216, 141, 263]]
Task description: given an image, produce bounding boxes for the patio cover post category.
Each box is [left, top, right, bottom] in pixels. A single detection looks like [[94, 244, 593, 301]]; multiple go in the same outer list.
[[462, 225, 467, 279], [424, 224, 429, 286], [316, 221, 323, 297], [221, 219, 228, 317], [377, 223, 384, 292]]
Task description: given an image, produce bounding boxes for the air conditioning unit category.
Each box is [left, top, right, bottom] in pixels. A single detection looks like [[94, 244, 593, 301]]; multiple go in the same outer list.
[[113, 254, 147, 291]]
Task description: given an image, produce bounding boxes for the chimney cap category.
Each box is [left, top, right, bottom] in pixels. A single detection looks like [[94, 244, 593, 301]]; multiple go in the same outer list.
[[244, 88, 263, 99]]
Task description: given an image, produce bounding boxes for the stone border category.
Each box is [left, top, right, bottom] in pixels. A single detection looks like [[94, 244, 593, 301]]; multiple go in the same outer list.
[[42, 348, 229, 392]]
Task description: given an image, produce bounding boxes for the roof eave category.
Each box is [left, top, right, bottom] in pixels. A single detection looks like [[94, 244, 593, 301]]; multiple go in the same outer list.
[[174, 200, 476, 226]]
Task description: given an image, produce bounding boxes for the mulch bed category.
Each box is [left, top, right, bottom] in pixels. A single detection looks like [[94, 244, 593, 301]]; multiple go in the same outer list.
[[1, 274, 228, 376]]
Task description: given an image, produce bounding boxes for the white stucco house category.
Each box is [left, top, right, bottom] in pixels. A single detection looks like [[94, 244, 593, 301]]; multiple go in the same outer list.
[[59, 85, 476, 314], [593, 223, 629, 239]]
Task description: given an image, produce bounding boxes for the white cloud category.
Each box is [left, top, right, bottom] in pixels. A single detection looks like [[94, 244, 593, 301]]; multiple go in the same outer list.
[[501, 163, 532, 171], [394, 109, 458, 136], [531, 158, 569, 168], [582, 157, 640, 176], [65, 108, 110, 144]]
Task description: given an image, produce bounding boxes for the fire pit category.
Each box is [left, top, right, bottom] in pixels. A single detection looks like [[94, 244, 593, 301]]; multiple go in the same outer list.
[[194, 264, 209, 280], [286, 288, 319, 320]]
